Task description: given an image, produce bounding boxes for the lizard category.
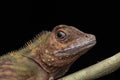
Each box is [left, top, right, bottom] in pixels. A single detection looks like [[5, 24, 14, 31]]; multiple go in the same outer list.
[[0, 24, 96, 80]]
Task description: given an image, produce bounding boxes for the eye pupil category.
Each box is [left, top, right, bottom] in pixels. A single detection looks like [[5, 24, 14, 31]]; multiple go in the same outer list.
[[57, 31, 66, 39]]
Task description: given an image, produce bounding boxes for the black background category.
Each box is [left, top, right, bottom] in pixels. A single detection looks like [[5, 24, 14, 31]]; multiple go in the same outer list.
[[0, 1, 120, 80]]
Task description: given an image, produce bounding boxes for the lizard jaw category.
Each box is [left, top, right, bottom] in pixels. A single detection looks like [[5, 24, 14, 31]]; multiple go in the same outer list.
[[54, 34, 96, 57]]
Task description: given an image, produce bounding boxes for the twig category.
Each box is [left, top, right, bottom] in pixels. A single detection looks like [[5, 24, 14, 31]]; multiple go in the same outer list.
[[58, 52, 120, 80]]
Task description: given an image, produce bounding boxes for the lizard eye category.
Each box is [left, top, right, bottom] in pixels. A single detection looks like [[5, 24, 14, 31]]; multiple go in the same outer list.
[[56, 31, 66, 40]]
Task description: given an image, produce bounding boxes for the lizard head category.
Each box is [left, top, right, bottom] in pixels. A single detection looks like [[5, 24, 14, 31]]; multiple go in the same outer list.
[[40, 25, 96, 72]]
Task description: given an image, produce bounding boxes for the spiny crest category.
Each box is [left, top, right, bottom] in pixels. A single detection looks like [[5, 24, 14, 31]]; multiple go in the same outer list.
[[0, 31, 51, 58], [0, 51, 14, 58], [25, 31, 51, 50], [0, 51, 16, 60]]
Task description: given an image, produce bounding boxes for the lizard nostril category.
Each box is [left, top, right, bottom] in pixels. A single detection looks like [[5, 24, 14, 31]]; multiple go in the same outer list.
[[85, 35, 89, 38]]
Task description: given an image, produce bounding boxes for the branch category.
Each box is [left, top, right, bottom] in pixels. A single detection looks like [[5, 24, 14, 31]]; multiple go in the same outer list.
[[58, 52, 120, 80]]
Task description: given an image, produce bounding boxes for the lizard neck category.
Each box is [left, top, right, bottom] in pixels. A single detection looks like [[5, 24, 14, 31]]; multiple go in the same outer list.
[[18, 31, 56, 72], [23, 44, 69, 79], [30, 46, 59, 73]]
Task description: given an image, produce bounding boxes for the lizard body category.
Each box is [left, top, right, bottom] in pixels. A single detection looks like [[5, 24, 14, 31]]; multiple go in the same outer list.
[[0, 25, 96, 80]]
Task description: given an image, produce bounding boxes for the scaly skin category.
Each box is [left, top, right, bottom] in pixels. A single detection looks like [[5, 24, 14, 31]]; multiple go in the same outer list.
[[0, 25, 96, 80]]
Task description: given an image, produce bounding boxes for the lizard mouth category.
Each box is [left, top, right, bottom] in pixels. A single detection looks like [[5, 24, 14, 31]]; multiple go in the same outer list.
[[54, 34, 96, 57]]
